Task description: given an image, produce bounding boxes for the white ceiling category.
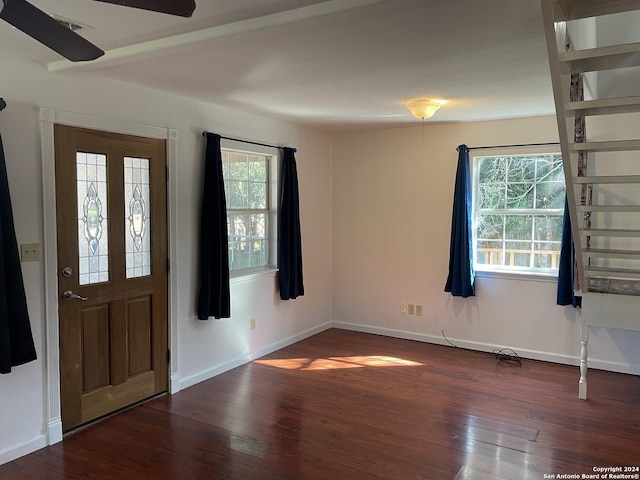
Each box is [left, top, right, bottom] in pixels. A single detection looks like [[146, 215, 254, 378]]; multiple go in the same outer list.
[[0, 0, 556, 131]]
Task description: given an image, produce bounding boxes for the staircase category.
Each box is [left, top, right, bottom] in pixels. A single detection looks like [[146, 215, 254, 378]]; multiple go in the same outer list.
[[541, 0, 640, 398]]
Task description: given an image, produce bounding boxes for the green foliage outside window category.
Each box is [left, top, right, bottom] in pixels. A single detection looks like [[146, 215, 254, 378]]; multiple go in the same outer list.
[[222, 150, 270, 272], [474, 153, 565, 272]]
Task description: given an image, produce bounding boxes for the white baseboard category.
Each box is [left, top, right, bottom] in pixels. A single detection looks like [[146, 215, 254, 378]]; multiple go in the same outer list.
[[586, 357, 640, 376], [169, 373, 181, 395], [179, 322, 333, 391], [0, 435, 47, 466], [331, 321, 640, 376], [179, 353, 253, 391], [47, 417, 63, 445], [250, 322, 333, 361]]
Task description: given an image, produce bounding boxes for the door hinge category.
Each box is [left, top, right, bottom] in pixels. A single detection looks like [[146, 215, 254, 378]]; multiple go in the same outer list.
[[167, 349, 171, 364], [167, 257, 170, 273]]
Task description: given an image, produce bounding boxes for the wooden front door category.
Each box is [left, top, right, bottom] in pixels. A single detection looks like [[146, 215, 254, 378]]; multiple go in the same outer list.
[[54, 125, 168, 432]]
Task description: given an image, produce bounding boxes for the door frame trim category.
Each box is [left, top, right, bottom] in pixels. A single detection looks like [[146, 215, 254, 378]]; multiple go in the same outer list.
[[40, 108, 179, 445]]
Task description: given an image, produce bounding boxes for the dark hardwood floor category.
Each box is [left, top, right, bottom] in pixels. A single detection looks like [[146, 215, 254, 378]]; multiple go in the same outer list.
[[3, 328, 640, 479]]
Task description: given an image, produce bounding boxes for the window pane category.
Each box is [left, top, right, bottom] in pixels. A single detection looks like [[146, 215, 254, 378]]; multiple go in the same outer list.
[[534, 216, 563, 242], [222, 151, 230, 178], [534, 242, 561, 269], [228, 213, 249, 270], [228, 152, 248, 180], [77, 152, 109, 285], [505, 215, 532, 241], [477, 156, 506, 183], [476, 240, 503, 266], [535, 182, 565, 209], [478, 183, 506, 209], [248, 155, 267, 182], [124, 157, 151, 279], [226, 180, 248, 209], [227, 213, 268, 270], [536, 154, 563, 182], [249, 182, 267, 209], [250, 213, 267, 266], [506, 241, 531, 267], [507, 156, 536, 183], [476, 214, 504, 240], [506, 182, 534, 209]]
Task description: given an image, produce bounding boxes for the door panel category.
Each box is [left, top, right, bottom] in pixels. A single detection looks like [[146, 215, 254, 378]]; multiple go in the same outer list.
[[55, 125, 168, 431], [81, 305, 111, 392], [127, 296, 153, 376]]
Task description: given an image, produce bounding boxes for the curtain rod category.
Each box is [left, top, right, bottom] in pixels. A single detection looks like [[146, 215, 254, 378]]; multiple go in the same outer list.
[[202, 131, 297, 153], [466, 142, 560, 151]]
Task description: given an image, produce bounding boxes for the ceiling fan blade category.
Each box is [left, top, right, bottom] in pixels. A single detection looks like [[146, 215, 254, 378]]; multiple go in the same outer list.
[[0, 0, 104, 62], [92, 0, 196, 18]]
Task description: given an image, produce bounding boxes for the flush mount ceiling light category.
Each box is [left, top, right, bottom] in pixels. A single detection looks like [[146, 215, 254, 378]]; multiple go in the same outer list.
[[404, 98, 447, 119]]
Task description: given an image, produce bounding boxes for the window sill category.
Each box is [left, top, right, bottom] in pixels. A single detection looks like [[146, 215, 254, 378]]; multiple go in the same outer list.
[[475, 269, 558, 284], [230, 267, 278, 285]]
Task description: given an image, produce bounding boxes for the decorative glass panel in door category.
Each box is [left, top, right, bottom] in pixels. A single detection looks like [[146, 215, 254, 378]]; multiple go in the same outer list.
[[77, 152, 109, 285], [124, 157, 151, 279]]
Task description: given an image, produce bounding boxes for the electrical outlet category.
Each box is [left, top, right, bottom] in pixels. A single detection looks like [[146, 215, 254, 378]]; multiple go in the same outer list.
[[250, 318, 256, 331], [400, 303, 408, 314], [416, 304, 423, 316], [21, 243, 40, 262], [408, 304, 415, 315]]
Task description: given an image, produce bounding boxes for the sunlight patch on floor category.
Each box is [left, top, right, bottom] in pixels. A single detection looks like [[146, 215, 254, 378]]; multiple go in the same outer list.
[[255, 355, 423, 370]]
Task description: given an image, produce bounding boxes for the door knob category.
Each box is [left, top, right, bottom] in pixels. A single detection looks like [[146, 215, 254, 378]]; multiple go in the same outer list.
[[62, 290, 88, 301]]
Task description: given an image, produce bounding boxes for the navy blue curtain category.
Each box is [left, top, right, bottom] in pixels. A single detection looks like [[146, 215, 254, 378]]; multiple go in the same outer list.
[[558, 71, 584, 308], [444, 144, 475, 297], [278, 147, 304, 300], [0, 133, 37, 373], [557, 195, 581, 307], [197, 133, 231, 319]]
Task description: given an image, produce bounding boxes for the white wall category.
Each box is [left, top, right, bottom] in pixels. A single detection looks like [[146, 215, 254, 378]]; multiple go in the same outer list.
[[332, 116, 640, 374], [0, 57, 333, 463]]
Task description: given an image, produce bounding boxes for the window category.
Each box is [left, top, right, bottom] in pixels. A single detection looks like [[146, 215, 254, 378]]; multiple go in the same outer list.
[[473, 153, 565, 274], [222, 146, 276, 274]]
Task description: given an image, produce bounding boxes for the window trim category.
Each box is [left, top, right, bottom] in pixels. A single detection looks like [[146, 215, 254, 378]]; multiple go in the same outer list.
[[471, 149, 565, 276], [220, 139, 279, 277]]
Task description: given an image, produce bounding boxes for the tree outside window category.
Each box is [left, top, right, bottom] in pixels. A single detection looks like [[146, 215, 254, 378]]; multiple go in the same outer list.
[[222, 150, 271, 272], [473, 153, 565, 274]]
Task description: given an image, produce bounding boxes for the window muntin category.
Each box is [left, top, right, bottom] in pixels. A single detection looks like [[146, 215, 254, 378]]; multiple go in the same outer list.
[[222, 149, 273, 273], [473, 153, 565, 274]]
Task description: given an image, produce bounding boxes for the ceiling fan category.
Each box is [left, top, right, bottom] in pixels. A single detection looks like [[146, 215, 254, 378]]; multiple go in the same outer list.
[[0, 0, 196, 62]]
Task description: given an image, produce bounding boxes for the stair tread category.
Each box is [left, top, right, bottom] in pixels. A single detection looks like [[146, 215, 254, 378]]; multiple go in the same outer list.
[[576, 205, 640, 212], [586, 265, 640, 274], [569, 139, 640, 152], [584, 248, 640, 257], [561, 41, 640, 74], [553, 0, 640, 20], [586, 267, 640, 281], [575, 175, 640, 184], [588, 277, 640, 295], [582, 228, 640, 237], [566, 96, 640, 116]]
